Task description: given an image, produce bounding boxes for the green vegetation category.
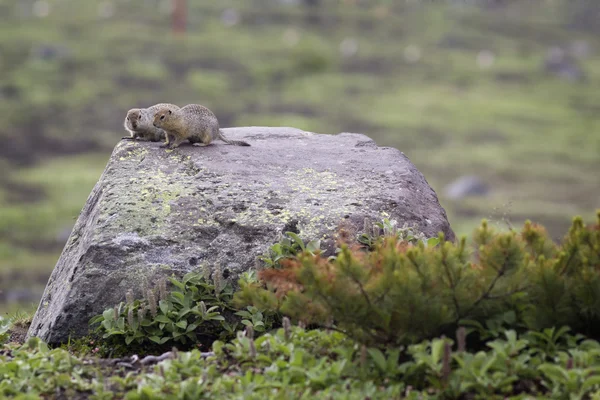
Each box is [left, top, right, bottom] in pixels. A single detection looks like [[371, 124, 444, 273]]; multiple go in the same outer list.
[[0, 316, 9, 343], [2, 212, 600, 398], [259, 231, 322, 268], [1, 2, 598, 395], [3, 326, 600, 399], [357, 218, 441, 251], [237, 211, 600, 347], [90, 270, 275, 351], [1, 0, 599, 318]]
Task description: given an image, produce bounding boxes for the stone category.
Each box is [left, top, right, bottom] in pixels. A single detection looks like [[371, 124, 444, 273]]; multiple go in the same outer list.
[[27, 127, 454, 344], [444, 175, 490, 200], [543, 46, 586, 82]]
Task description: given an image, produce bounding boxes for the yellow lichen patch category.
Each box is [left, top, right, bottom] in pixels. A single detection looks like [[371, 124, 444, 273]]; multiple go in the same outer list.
[[196, 218, 219, 227], [117, 143, 148, 161], [99, 166, 195, 236]]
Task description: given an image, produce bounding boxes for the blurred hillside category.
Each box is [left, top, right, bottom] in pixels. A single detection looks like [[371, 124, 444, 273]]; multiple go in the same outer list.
[[0, 0, 599, 313]]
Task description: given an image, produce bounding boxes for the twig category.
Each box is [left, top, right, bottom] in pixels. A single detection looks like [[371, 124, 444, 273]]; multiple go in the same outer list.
[[440, 250, 461, 316], [139, 351, 175, 365], [137, 350, 215, 365], [349, 275, 374, 310], [312, 323, 347, 335], [485, 286, 527, 300], [459, 258, 510, 319], [98, 350, 216, 369]]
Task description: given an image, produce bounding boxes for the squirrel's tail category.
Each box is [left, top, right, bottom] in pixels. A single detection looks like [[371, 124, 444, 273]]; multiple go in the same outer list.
[[218, 130, 250, 147]]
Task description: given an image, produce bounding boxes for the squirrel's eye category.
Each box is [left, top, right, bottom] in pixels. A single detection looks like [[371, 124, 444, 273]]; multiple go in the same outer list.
[[126, 117, 129, 120], [160, 115, 165, 120]]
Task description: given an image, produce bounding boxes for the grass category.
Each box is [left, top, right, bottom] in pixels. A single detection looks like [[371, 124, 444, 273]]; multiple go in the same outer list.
[[0, 0, 599, 311]]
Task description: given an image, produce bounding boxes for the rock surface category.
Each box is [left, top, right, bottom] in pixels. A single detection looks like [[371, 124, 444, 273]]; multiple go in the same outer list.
[[27, 127, 454, 344]]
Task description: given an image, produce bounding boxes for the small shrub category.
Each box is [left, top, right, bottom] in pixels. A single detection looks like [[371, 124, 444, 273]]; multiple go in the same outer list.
[[358, 218, 440, 250], [237, 211, 600, 347], [91, 269, 279, 352], [259, 231, 321, 268], [91, 271, 238, 348], [0, 310, 33, 346]]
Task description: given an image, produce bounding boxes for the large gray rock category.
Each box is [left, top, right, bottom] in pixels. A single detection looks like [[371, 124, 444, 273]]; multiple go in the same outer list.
[[27, 127, 454, 344]]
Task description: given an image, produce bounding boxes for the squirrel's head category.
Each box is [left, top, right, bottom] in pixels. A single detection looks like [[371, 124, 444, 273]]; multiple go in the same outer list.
[[153, 108, 174, 128], [125, 109, 143, 130]]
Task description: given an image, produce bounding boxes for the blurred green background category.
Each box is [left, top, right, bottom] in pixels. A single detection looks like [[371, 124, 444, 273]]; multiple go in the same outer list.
[[0, 0, 598, 314]]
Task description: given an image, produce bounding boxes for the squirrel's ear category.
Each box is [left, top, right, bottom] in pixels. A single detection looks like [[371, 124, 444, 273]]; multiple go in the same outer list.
[[168, 110, 172, 114]]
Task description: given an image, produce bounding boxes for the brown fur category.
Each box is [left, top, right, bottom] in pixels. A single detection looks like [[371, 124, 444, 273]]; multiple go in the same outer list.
[[152, 103, 250, 149], [123, 103, 180, 142]]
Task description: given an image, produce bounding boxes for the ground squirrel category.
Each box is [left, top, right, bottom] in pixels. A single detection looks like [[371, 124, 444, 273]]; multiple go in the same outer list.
[[123, 103, 180, 142], [152, 104, 250, 149]]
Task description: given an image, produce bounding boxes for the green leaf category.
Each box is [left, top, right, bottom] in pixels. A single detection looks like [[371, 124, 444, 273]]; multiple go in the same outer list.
[[430, 339, 445, 365], [171, 292, 185, 304], [290, 349, 304, 367], [140, 319, 153, 327], [539, 364, 569, 384], [176, 320, 188, 329], [554, 326, 571, 340], [103, 308, 115, 321], [427, 237, 440, 247], [306, 239, 321, 253], [89, 315, 104, 325], [367, 348, 387, 373], [168, 278, 185, 290], [479, 353, 497, 375], [387, 348, 402, 370], [183, 272, 196, 284], [235, 311, 252, 318], [286, 232, 305, 251], [154, 315, 172, 324], [148, 336, 163, 344], [159, 300, 170, 314], [582, 375, 600, 392], [178, 307, 191, 318]]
